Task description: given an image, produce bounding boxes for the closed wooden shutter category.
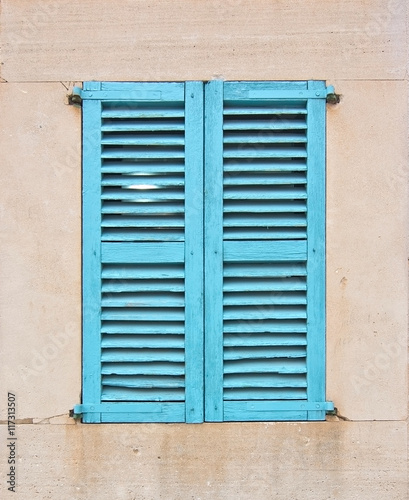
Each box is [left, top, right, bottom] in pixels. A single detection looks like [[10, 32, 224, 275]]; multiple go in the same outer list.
[[80, 82, 204, 422], [204, 81, 329, 421], [76, 80, 332, 423]]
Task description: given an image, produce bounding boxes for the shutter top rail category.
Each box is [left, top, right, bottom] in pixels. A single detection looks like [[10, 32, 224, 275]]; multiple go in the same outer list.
[[71, 82, 336, 102], [72, 82, 185, 102]]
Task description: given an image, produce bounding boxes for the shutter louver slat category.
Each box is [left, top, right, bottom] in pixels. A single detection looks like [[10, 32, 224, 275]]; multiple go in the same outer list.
[[103, 375, 185, 388], [223, 119, 307, 130], [102, 202, 184, 215], [224, 358, 307, 374], [224, 190, 306, 201], [222, 388, 307, 401], [102, 362, 184, 375], [101, 322, 184, 335], [101, 335, 185, 349], [223, 172, 306, 185], [101, 160, 185, 174], [102, 121, 185, 132], [224, 334, 306, 348], [101, 388, 185, 402], [223, 320, 307, 334], [102, 174, 184, 186], [223, 347, 306, 360], [101, 103, 185, 119], [223, 106, 307, 115], [224, 160, 306, 172], [102, 189, 184, 200]]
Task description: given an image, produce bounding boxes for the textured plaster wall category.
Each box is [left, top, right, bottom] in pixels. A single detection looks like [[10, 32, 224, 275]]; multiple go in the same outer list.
[[0, 1, 407, 499], [0, 422, 407, 500]]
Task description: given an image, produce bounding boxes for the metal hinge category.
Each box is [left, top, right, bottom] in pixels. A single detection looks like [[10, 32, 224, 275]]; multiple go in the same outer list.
[[69, 407, 82, 419], [67, 86, 83, 106], [326, 85, 340, 104]]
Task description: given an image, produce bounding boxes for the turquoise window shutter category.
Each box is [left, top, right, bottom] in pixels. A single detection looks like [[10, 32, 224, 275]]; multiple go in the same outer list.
[[204, 81, 331, 421], [76, 80, 333, 423], [80, 82, 204, 423]]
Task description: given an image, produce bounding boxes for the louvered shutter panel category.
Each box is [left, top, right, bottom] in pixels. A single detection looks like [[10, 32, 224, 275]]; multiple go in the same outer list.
[[80, 82, 204, 422], [204, 81, 330, 421]]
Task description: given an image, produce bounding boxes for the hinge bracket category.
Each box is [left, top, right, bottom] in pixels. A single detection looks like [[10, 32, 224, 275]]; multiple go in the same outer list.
[[68, 86, 83, 106], [326, 85, 340, 104]]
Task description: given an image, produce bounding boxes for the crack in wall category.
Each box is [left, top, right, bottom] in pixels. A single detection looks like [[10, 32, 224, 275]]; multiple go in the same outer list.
[[0, 413, 70, 425]]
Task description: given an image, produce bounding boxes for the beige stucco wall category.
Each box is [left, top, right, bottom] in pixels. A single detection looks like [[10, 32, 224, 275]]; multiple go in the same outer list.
[[0, 1, 407, 499]]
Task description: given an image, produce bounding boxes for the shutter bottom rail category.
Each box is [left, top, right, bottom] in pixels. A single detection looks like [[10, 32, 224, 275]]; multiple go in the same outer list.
[[73, 402, 186, 423], [223, 400, 334, 422], [73, 400, 334, 423]]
